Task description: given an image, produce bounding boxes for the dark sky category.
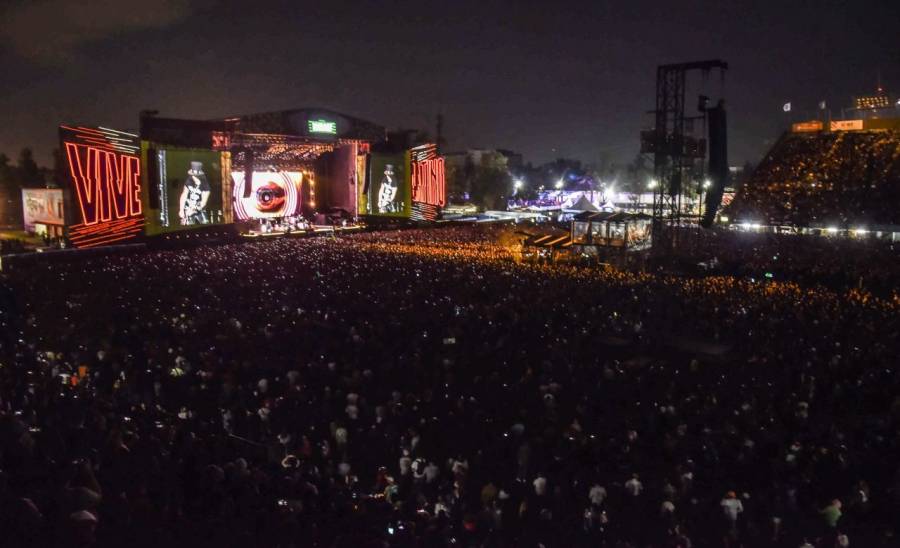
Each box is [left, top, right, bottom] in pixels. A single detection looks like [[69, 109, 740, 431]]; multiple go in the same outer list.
[[1, 0, 897, 169]]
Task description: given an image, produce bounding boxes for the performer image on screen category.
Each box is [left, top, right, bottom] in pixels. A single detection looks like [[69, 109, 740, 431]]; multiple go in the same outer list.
[[179, 161, 211, 225], [377, 164, 399, 213]]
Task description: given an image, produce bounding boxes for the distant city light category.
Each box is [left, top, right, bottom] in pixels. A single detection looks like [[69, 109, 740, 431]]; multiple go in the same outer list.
[[826, 226, 838, 233], [703, 179, 712, 189], [555, 179, 564, 189], [647, 179, 658, 189], [854, 227, 868, 234], [513, 179, 523, 189]]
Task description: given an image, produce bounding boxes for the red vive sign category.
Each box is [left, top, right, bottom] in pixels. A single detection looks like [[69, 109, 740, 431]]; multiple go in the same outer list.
[[411, 157, 446, 208], [64, 143, 142, 225]]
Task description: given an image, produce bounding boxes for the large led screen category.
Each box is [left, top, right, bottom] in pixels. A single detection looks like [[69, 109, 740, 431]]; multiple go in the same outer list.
[[60, 125, 144, 248], [366, 153, 410, 217], [232, 171, 303, 220], [156, 148, 227, 229], [21, 188, 65, 232], [409, 143, 445, 221]]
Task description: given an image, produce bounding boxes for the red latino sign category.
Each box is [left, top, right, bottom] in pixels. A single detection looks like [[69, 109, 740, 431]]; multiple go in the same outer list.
[[60, 126, 144, 247], [411, 156, 445, 207]]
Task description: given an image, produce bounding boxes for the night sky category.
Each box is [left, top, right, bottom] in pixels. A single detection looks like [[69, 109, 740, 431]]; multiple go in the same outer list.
[[1, 0, 897, 169]]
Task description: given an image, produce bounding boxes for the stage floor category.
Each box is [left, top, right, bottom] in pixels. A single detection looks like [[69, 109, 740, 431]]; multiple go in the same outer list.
[[240, 224, 365, 239]]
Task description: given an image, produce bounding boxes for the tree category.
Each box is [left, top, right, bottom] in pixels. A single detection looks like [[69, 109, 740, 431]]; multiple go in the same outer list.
[[51, 148, 66, 188], [470, 166, 511, 211], [445, 162, 468, 203], [625, 153, 653, 193], [0, 153, 21, 226], [0, 154, 11, 185], [17, 148, 43, 187]]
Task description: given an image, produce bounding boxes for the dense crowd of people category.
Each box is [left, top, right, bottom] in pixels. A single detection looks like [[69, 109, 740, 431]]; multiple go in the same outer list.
[[0, 237, 27, 254], [658, 227, 900, 297], [731, 130, 900, 225], [1, 225, 899, 548]]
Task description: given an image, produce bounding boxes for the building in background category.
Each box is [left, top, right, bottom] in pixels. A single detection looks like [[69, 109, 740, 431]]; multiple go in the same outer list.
[[496, 149, 524, 171]]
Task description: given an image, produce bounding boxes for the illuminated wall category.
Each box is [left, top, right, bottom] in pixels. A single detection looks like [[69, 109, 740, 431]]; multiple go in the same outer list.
[[59, 126, 144, 247], [367, 153, 410, 217], [410, 143, 445, 221], [363, 144, 445, 220], [357, 154, 369, 215], [142, 145, 232, 234]]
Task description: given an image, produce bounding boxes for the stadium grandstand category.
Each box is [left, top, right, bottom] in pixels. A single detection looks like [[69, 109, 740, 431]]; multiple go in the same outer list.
[[730, 120, 900, 230]]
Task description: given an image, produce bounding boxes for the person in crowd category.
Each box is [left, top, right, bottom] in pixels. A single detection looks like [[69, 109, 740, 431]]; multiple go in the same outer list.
[[720, 491, 744, 532]]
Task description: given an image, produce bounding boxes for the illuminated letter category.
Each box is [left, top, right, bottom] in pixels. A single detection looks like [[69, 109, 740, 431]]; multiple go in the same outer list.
[[127, 156, 142, 216], [437, 157, 446, 207], [106, 151, 128, 219], [65, 143, 100, 225], [94, 148, 112, 223]]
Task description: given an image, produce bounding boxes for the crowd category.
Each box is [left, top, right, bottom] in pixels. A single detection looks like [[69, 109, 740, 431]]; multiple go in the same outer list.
[[731, 130, 900, 225], [0, 238, 27, 254], [660, 227, 900, 296], [1, 225, 899, 548]]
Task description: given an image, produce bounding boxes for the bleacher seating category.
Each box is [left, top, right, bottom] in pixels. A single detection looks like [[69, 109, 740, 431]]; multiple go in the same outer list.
[[731, 129, 900, 225]]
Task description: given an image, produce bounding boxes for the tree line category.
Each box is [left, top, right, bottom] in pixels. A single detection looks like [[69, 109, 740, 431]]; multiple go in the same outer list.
[[0, 148, 64, 227]]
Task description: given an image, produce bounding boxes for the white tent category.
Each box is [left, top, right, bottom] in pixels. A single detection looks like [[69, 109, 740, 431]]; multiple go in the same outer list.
[[564, 195, 600, 213]]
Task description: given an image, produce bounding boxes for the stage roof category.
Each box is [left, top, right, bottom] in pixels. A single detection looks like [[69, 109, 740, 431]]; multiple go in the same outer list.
[[222, 108, 385, 142], [523, 233, 574, 248], [141, 108, 385, 150]]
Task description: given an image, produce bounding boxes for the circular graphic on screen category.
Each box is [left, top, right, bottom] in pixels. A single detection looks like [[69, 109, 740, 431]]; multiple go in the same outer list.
[[232, 171, 302, 219], [255, 182, 286, 212]]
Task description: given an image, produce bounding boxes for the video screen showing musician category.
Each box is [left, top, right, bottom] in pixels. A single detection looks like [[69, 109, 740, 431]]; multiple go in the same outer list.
[[377, 164, 399, 213], [179, 161, 211, 225]]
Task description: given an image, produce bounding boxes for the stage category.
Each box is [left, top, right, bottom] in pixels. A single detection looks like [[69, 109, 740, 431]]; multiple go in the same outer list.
[[240, 223, 365, 239]]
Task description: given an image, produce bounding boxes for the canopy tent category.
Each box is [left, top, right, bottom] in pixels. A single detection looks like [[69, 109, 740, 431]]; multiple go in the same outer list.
[[564, 195, 600, 213]]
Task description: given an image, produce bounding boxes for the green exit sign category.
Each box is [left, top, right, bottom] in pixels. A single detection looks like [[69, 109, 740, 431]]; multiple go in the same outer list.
[[308, 119, 337, 134]]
